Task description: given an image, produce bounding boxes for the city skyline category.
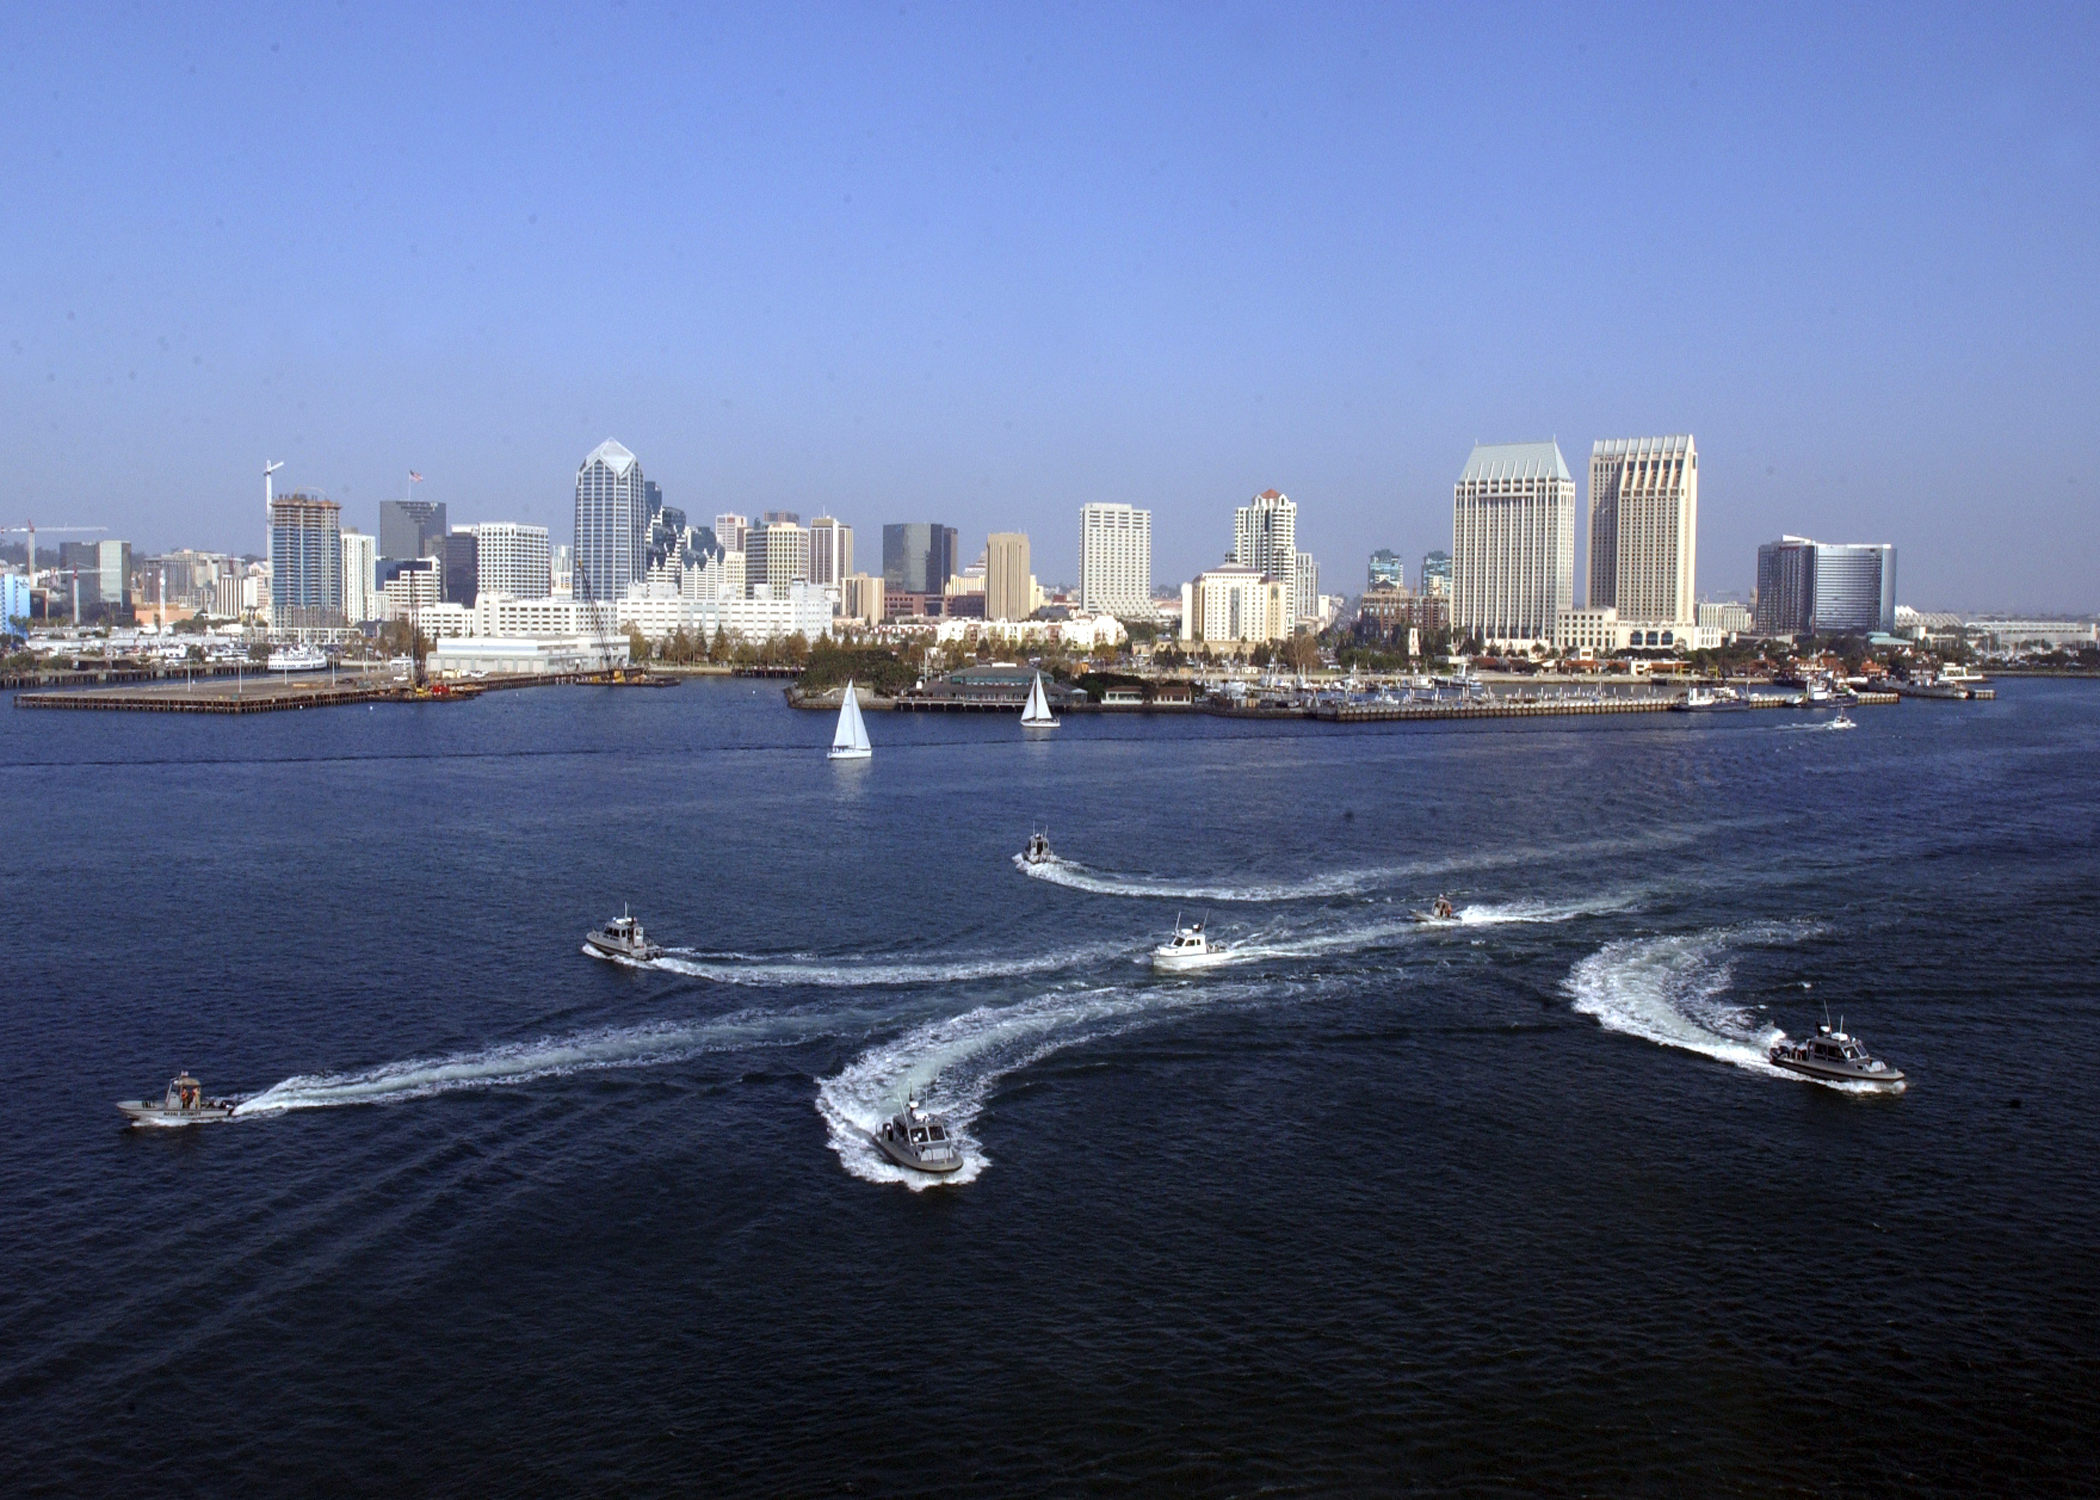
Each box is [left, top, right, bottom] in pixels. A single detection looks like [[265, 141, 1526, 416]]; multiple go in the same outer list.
[[3, 9, 2093, 611]]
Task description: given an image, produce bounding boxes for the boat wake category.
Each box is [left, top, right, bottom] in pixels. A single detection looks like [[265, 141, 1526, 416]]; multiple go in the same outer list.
[[235, 1011, 828, 1116], [650, 940, 1127, 988], [1012, 853, 1371, 903], [1566, 923, 1833, 1079], [816, 977, 1281, 1190]]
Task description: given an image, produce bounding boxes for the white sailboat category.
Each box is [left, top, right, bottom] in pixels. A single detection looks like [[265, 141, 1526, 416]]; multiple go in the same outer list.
[[829, 677, 873, 760], [1020, 670, 1060, 730]]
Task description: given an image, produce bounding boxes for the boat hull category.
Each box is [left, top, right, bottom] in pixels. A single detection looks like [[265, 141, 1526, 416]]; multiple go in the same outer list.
[[868, 1129, 963, 1174], [1767, 1053, 1905, 1086], [583, 936, 663, 962], [827, 746, 872, 760], [1152, 949, 1230, 972], [117, 1101, 238, 1126]]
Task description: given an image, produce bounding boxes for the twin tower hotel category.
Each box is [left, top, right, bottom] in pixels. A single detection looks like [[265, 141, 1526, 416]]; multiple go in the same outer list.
[[1451, 435, 1707, 655]]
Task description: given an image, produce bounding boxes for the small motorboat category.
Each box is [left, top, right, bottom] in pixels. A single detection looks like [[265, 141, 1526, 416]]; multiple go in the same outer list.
[[584, 905, 664, 963], [1152, 917, 1228, 972], [1020, 830, 1055, 866], [1413, 894, 1459, 923], [117, 1073, 239, 1127], [870, 1096, 963, 1174], [1767, 1022, 1905, 1086], [1828, 710, 1857, 730]]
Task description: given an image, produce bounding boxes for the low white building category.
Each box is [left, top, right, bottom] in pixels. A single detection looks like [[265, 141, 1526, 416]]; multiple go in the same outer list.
[[932, 613, 1128, 652], [430, 636, 629, 676], [1555, 606, 1720, 654]]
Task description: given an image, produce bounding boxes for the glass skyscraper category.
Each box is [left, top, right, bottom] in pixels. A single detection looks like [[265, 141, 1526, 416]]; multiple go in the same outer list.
[[573, 439, 646, 606], [270, 490, 345, 630]]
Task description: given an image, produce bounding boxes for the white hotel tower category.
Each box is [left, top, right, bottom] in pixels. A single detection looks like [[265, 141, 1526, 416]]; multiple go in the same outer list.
[[1588, 435, 1697, 631], [1450, 441, 1576, 648], [1079, 502, 1152, 618]]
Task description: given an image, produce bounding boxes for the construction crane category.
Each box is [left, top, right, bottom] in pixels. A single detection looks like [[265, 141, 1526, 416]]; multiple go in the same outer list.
[[1, 521, 107, 601]]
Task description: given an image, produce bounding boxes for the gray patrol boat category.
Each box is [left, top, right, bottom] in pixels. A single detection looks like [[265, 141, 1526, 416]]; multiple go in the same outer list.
[[117, 1072, 239, 1127], [1768, 1022, 1905, 1086], [870, 1096, 962, 1174], [584, 905, 663, 963]]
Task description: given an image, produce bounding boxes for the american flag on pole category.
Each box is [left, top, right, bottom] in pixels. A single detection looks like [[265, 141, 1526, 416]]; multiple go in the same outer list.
[[409, 471, 423, 483]]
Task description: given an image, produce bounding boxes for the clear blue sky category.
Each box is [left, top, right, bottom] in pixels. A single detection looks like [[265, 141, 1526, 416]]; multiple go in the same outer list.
[[4, 3, 2094, 610]]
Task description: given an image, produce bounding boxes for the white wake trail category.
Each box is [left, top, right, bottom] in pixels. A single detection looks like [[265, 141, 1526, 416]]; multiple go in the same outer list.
[[650, 939, 1128, 988]]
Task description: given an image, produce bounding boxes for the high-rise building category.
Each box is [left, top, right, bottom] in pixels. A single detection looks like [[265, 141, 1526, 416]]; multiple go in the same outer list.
[[1420, 550, 1451, 597], [714, 513, 748, 553], [549, 543, 573, 598], [58, 541, 102, 618], [1233, 489, 1297, 576], [755, 518, 811, 596], [883, 523, 955, 596], [1368, 549, 1405, 588], [986, 532, 1031, 621], [1751, 536, 1895, 636], [1753, 537, 1816, 635], [341, 530, 377, 624], [1450, 442, 1575, 648], [1078, 503, 1152, 617], [98, 540, 133, 623], [379, 499, 447, 563], [574, 439, 646, 606], [1293, 553, 1321, 629], [467, 523, 552, 601], [1588, 435, 1697, 631], [270, 491, 345, 630], [1812, 543, 1896, 635], [443, 531, 480, 607], [809, 517, 853, 586]]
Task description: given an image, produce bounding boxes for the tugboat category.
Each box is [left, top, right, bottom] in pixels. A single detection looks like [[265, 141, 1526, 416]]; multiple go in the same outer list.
[[1152, 916, 1229, 972], [117, 1073, 239, 1127], [1020, 830, 1055, 866], [1768, 1021, 1905, 1086], [583, 905, 664, 963], [870, 1095, 963, 1174]]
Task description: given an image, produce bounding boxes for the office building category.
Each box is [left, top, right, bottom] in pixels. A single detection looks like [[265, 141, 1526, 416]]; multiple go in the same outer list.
[[1697, 600, 1754, 636], [269, 490, 345, 630], [466, 523, 552, 601], [1588, 435, 1698, 632], [443, 531, 480, 607], [986, 532, 1031, 621], [1358, 582, 1450, 640], [1078, 503, 1152, 617], [1179, 564, 1289, 646], [573, 439, 647, 606], [98, 540, 134, 623], [809, 517, 853, 586], [380, 557, 441, 618], [379, 499, 448, 563], [1420, 550, 1451, 597], [1, 573, 30, 634], [714, 513, 748, 553], [57, 542, 102, 618], [1232, 491, 1300, 618], [1753, 538, 1816, 634], [1368, 549, 1405, 588], [1294, 553, 1320, 630], [341, 530, 377, 624], [550, 544, 572, 597], [1450, 442, 1575, 648], [751, 518, 811, 596], [883, 522, 956, 596]]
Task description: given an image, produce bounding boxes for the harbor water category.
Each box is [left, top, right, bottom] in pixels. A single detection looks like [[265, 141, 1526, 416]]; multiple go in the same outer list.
[[2, 678, 2095, 1495]]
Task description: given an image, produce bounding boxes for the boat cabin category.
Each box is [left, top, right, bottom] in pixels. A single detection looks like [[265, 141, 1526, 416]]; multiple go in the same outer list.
[[165, 1074, 204, 1111]]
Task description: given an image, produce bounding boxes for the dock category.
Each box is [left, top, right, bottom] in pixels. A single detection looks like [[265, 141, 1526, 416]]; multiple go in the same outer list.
[[12, 669, 681, 714]]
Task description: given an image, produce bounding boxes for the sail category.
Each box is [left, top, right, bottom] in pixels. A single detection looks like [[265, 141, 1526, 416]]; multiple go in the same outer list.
[[1021, 671, 1056, 724], [833, 678, 872, 753]]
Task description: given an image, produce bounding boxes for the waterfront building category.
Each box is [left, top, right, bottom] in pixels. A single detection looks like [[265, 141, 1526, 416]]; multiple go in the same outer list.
[[1368, 549, 1405, 589], [442, 531, 479, 607], [379, 499, 447, 563], [341, 530, 377, 624], [573, 439, 647, 607], [1752, 536, 1896, 637], [985, 533, 1031, 621], [465, 523, 551, 601], [809, 517, 853, 587], [1420, 550, 1451, 597], [1588, 435, 1697, 635], [841, 573, 886, 625], [1078, 503, 1153, 617], [269, 490, 345, 631], [1179, 564, 1289, 646], [1450, 442, 1575, 649], [1358, 582, 1449, 640], [883, 522, 956, 596], [751, 518, 811, 597], [1965, 618, 2100, 650], [1697, 600, 1754, 637]]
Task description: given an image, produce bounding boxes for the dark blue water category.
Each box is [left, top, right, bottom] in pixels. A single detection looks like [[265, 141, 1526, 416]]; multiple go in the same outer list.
[[4, 678, 2096, 1496]]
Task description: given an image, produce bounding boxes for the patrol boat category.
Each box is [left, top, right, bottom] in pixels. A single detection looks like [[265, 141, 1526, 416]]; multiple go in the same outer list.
[[1767, 1022, 1905, 1086], [1152, 916, 1229, 972], [1414, 894, 1459, 923], [870, 1096, 963, 1174], [117, 1073, 239, 1126], [584, 905, 664, 963], [1020, 830, 1055, 866]]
